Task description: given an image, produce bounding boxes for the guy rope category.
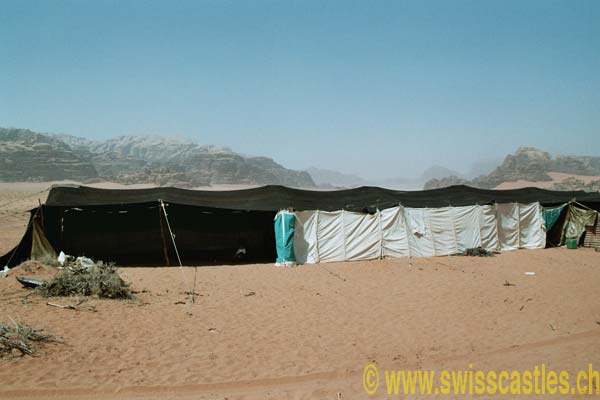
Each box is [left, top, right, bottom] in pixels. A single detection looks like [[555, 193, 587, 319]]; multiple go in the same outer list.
[[159, 200, 197, 304]]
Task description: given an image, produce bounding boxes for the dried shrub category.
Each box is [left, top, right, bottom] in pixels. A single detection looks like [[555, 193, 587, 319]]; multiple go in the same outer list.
[[457, 247, 494, 257], [37, 261, 133, 300], [0, 319, 56, 358]]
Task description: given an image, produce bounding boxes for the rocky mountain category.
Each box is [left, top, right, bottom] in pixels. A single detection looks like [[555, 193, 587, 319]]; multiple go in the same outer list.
[[0, 128, 98, 182], [423, 175, 468, 190], [424, 147, 600, 190], [306, 167, 367, 188], [420, 165, 461, 182], [471, 147, 554, 189], [552, 155, 600, 176], [1, 128, 315, 187]]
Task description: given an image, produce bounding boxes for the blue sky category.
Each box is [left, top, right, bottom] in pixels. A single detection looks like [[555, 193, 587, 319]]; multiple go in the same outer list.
[[1, 0, 599, 179]]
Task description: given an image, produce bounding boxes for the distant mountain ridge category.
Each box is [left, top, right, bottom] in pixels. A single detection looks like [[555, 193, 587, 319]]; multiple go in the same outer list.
[[0, 127, 315, 187], [4, 128, 598, 192], [424, 147, 600, 191], [0, 128, 98, 182], [305, 167, 366, 188]]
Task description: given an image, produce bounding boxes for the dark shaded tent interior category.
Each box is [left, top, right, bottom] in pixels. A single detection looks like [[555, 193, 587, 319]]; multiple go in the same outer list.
[[2, 184, 600, 268], [59, 204, 277, 265], [4, 203, 277, 266]]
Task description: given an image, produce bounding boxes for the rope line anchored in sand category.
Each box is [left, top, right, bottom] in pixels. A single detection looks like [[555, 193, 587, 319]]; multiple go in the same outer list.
[[159, 200, 197, 304]]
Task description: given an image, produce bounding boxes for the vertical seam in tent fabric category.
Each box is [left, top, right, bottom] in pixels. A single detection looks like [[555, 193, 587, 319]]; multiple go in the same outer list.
[[378, 209, 384, 259], [517, 202, 521, 249], [341, 210, 347, 261], [315, 210, 321, 263], [477, 205, 483, 250], [402, 206, 412, 258], [538, 202, 546, 247], [450, 206, 459, 254], [428, 209, 437, 257], [494, 203, 501, 252]]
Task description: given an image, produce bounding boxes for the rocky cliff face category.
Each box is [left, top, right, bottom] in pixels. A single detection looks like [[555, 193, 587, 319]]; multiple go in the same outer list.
[[552, 155, 600, 176], [1, 128, 315, 187], [472, 147, 554, 189], [424, 147, 600, 190], [0, 128, 98, 182]]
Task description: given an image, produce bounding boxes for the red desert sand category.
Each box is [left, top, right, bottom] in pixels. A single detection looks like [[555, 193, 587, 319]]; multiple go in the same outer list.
[[1, 184, 600, 399]]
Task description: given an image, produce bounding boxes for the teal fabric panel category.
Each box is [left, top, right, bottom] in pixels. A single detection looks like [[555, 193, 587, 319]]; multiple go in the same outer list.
[[542, 205, 565, 231], [274, 212, 296, 263]]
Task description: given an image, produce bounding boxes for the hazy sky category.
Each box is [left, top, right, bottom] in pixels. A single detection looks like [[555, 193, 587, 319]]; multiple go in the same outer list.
[[1, 0, 599, 179]]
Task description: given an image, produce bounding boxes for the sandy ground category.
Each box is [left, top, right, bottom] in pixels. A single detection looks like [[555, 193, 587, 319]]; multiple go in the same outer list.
[[1, 184, 600, 399], [495, 172, 600, 190], [0, 183, 51, 255]]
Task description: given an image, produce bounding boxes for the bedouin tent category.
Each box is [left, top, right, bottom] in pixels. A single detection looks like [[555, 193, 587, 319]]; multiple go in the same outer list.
[[2, 184, 600, 268]]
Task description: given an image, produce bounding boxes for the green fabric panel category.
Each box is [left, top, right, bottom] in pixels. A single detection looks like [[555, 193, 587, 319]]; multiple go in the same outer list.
[[274, 212, 296, 263], [542, 205, 565, 231], [30, 219, 57, 262], [560, 205, 598, 245]]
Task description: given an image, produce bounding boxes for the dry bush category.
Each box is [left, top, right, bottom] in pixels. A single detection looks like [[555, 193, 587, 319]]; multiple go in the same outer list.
[[37, 261, 133, 300], [457, 247, 494, 257], [0, 319, 56, 358]]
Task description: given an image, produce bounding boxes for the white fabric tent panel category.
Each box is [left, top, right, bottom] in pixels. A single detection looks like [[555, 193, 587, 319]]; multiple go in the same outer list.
[[381, 206, 410, 258], [315, 211, 346, 262], [454, 205, 482, 252], [496, 203, 520, 251], [429, 207, 458, 256], [404, 208, 436, 258], [479, 205, 500, 252], [518, 203, 546, 249], [293, 211, 319, 264], [343, 211, 382, 261]]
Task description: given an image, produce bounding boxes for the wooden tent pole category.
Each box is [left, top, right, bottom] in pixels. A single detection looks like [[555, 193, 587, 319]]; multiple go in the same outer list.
[[158, 201, 171, 266], [38, 200, 45, 229]]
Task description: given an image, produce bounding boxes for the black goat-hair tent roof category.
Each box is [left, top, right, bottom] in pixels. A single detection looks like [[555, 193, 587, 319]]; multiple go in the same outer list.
[[46, 184, 600, 211]]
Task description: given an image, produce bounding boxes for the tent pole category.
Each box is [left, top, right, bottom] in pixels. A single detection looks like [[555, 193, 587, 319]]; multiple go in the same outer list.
[[158, 202, 171, 266], [38, 199, 44, 229]]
